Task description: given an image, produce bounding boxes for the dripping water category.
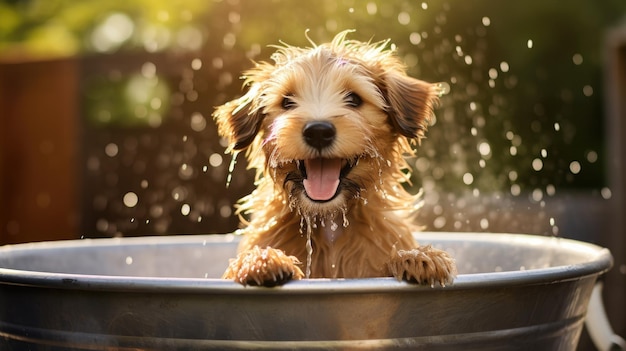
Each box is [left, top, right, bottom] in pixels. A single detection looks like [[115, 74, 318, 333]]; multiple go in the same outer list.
[[304, 215, 314, 278], [341, 206, 349, 227], [330, 220, 339, 231]]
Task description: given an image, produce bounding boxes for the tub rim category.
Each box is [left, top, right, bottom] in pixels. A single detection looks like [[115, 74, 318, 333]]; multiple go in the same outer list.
[[0, 232, 613, 294]]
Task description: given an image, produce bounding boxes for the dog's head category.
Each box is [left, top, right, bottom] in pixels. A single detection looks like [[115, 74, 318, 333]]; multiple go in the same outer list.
[[214, 30, 440, 218]]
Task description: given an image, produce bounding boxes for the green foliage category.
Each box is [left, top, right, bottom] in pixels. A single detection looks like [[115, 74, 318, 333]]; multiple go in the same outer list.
[[2, 0, 624, 192], [0, 0, 212, 57]]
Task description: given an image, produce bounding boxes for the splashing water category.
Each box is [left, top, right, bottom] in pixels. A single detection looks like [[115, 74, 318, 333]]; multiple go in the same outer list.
[[225, 151, 239, 188], [77, 1, 614, 257]]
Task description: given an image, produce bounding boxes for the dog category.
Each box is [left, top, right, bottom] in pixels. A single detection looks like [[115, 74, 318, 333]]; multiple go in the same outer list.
[[213, 30, 456, 287]]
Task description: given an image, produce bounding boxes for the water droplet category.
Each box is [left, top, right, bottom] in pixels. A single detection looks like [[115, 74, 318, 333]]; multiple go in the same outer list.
[[178, 163, 194, 180], [434, 82, 450, 97], [488, 68, 498, 80], [531, 188, 543, 202], [569, 161, 581, 174], [191, 58, 202, 70], [479, 218, 489, 230], [209, 153, 223, 167], [105, 143, 119, 157], [96, 219, 109, 232], [397, 12, 410, 25], [532, 158, 543, 171], [190, 112, 207, 132], [123, 192, 138, 208], [409, 32, 421, 45], [219, 205, 232, 218], [462, 173, 474, 185], [477, 141, 491, 157], [601, 187, 612, 200], [433, 216, 446, 229], [510, 184, 521, 196], [586, 151, 598, 163], [500, 61, 510, 72], [366, 2, 377, 15], [181, 203, 191, 216]]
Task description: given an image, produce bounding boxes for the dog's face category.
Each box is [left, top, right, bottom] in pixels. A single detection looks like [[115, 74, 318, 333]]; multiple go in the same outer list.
[[214, 31, 439, 218]]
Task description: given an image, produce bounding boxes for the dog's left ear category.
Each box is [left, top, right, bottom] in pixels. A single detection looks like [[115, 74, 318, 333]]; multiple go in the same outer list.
[[382, 71, 438, 140], [213, 84, 265, 152]]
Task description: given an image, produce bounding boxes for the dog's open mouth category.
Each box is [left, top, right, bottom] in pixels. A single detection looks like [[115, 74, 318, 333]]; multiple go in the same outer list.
[[299, 158, 355, 202]]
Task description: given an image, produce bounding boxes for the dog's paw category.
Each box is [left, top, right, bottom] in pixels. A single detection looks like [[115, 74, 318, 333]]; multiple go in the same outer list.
[[222, 246, 304, 287], [388, 245, 457, 287]]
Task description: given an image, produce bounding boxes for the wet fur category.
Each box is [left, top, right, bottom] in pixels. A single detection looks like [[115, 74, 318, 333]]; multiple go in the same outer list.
[[215, 30, 456, 286]]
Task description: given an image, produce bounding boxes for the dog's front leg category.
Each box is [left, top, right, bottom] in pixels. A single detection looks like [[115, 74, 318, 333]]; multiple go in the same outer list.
[[222, 246, 304, 287], [387, 245, 457, 287]]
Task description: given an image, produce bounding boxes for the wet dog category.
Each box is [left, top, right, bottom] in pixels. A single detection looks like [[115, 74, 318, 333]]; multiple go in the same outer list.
[[213, 30, 456, 287]]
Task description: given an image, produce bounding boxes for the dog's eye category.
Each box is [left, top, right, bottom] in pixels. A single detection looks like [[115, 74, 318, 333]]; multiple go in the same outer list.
[[281, 95, 297, 110], [345, 92, 363, 108]]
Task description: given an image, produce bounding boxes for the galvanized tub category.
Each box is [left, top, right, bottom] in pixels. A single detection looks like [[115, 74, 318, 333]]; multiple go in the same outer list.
[[0, 233, 613, 350]]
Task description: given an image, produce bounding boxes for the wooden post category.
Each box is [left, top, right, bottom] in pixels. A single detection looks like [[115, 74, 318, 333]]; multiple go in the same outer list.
[[604, 24, 626, 341], [0, 58, 80, 244]]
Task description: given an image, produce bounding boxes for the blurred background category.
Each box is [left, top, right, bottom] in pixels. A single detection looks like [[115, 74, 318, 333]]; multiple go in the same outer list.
[[1, 0, 625, 348]]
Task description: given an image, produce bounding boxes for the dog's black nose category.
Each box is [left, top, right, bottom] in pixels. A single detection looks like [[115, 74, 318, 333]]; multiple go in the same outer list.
[[303, 121, 336, 150]]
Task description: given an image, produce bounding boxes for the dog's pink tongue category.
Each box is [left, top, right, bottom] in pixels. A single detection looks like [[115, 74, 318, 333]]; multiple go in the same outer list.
[[303, 158, 341, 201]]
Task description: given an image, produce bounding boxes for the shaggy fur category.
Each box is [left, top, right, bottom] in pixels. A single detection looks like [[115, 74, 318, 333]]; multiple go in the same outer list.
[[214, 30, 456, 287]]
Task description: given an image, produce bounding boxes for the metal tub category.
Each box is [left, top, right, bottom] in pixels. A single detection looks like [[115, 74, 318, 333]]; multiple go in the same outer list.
[[0, 233, 613, 350]]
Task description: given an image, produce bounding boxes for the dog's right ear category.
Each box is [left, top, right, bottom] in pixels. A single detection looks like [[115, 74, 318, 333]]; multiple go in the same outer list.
[[213, 84, 265, 152]]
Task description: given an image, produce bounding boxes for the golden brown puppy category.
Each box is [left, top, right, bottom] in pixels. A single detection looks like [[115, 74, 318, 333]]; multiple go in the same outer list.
[[214, 30, 456, 287]]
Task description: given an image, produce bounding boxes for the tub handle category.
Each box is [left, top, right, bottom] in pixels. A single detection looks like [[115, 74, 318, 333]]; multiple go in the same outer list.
[[585, 282, 626, 351]]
